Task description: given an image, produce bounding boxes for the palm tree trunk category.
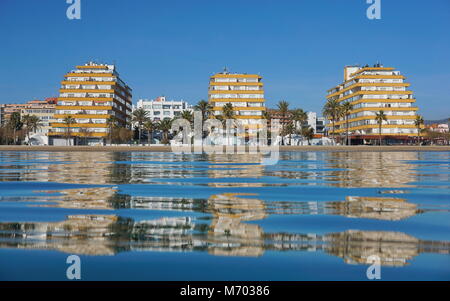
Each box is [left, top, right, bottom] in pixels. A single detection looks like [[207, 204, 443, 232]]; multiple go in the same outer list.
[[379, 124, 382, 146], [138, 126, 142, 145], [332, 120, 335, 144], [417, 127, 420, 146], [346, 117, 349, 146]]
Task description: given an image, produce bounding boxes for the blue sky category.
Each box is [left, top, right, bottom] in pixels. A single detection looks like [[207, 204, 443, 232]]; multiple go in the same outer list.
[[0, 0, 449, 119]]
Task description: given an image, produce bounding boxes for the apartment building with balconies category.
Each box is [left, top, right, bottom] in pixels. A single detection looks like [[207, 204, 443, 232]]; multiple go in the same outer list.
[[208, 70, 266, 134], [326, 64, 419, 143], [50, 62, 132, 145]]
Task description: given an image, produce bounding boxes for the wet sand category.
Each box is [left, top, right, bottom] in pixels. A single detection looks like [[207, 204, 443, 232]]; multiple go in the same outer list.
[[0, 145, 449, 152]]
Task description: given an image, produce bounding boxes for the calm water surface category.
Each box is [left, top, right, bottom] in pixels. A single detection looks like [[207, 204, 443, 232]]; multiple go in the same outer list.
[[0, 151, 449, 280]]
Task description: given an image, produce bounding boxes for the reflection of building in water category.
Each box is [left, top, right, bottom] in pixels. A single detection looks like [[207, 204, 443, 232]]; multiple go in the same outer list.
[[324, 230, 420, 266], [269, 152, 420, 188], [47, 152, 115, 184], [0, 215, 195, 256], [40, 187, 117, 209], [207, 193, 266, 257], [332, 196, 420, 221], [126, 152, 200, 182], [1, 152, 132, 184], [206, 153, 266, 188], [1, 215, 449, 266], [325, 152, 419, 187]]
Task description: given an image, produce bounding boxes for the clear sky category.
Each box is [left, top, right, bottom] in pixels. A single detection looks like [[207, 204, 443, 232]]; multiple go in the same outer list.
[[0, 0, 449, 119]]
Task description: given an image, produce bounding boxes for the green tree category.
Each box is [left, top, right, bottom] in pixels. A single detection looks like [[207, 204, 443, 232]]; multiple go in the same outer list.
[[63, 115, 76, 146], [106, 116, 118, 145], [132, 108, 149, 145], [414, 115, 424, 145], [22, 114, 33, 143], [194, 100, 213, 123], [143, 120, 157, 145], [283, 122, 295, 145], [222, 103, 235, 120], [375, 110, 387, 146], [323, 99, 341, 143], [22, 114, 42, 144], [8, 112, 23, 145], [29, 115, 41, 134], [301, 126, 315, 145], [340, 102, 354, 145], [179, 110, 194, 125], [158, 118, 173, 144], [291, 108, 308, 131], [262, 110, 272, 141]]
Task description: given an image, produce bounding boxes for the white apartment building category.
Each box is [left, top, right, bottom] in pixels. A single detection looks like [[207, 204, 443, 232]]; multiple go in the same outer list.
[[135, 96, 192, 122]]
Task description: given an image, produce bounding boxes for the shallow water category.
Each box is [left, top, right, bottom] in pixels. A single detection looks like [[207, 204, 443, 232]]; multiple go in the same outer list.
[[0, 151, 449, 280]]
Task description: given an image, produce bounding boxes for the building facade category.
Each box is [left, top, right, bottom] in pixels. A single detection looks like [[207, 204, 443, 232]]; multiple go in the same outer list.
[[267, 109, 324, 135], [208, 70, 266, 134], [326, 64, 419, 143], [0, 103, 29, 126], [136, 96, 192, 122], [20, 98, 57, 134], [50, 62, 132, 145]]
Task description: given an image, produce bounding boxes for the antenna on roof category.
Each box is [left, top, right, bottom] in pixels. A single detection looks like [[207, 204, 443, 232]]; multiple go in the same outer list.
[[223, 66, 229, 74]]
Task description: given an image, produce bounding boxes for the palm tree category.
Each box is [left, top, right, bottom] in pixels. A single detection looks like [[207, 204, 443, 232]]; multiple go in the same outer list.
[[262, 110, 272, 141], [222, 103, 235, 120], [8, 112, 22, 145], [29, 115, 41, 134], [283, 122, 295, 145], [277, 100, 290, 118], [414, 115, 424, 145], [179, 110, 194, 125], [375, 110, 387, 146], [291, 108, 308, 130], [106, 116, 118, 145], [340, 102, 354, 145], [194, 100, 213, 123], [22, 115, 41, 144], [158, 118, 173, 144], [277, 100, 290, 145], [323, 99, 341, 143], [22, 114, 33, 143], [63, 115, 76, 146], [262, 110, 272, 124], [132, 108, 149, 145], [301, 126, 315, 145], [143, 120, 157, 145]]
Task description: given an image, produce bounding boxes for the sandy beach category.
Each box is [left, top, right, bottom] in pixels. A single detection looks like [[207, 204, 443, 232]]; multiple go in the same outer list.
[[0, 145, 449, 152]]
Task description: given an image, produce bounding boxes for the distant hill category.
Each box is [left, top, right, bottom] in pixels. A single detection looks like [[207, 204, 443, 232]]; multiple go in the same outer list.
[[425, 118, 449, 125]]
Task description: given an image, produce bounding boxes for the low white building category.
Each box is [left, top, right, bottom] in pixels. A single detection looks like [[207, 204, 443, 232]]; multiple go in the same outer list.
[[136, 96, 193, 122]]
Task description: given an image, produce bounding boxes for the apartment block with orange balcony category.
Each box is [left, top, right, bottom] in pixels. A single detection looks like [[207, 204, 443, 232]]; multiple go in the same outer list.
[[326, 64, 420, 143], [208, 69, 266, 135], [50, 62, 132, 145]]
